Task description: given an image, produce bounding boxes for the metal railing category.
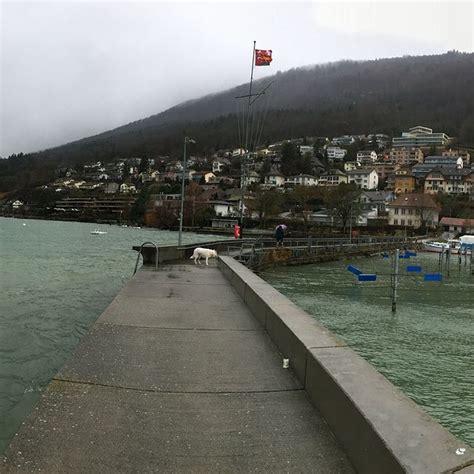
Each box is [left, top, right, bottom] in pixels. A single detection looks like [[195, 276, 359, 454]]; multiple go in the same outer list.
[[134, 241, 159, 274], [224, 235, 414, 269]]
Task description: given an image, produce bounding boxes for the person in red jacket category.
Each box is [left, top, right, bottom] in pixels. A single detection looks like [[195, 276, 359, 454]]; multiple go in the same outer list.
[[234, 224, 241, 239]]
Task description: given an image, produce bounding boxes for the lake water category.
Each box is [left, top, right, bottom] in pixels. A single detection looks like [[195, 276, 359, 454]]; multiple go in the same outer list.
[[262, 253, 473, 446], [0, 217, 226, 453]]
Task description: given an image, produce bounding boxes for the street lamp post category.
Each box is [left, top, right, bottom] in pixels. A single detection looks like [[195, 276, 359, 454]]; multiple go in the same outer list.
[[178, 137, 195, 246]]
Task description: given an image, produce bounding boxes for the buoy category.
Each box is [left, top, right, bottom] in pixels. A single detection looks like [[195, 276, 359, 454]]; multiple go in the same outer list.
[[358, 274, 377, 282], [347, 265, 362, 275]]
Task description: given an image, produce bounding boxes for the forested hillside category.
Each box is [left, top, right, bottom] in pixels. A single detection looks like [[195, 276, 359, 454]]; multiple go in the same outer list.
[[1, 51, 473, 191]]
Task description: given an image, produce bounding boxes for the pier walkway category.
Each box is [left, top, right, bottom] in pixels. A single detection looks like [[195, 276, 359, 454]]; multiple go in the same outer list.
[[3, 248, 472, 473], [2, 261, 354, 473]]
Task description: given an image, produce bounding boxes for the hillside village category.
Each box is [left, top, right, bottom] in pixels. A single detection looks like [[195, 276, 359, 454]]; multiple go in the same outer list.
[[4, 125, 474, 236]]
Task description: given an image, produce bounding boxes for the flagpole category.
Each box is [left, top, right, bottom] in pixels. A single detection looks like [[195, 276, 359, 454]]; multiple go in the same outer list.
[[241, 40, 256, 227]]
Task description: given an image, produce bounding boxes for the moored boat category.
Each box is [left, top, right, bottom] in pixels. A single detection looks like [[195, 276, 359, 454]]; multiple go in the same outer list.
[[422, 237, 472, 255], [422, 241, 450, 253], [90, 229, 107, 235]]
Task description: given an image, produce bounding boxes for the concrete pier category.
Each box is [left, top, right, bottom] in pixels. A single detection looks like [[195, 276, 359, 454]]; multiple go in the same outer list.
[[1, 262, 353, 473], [2, 251, 473, 473]]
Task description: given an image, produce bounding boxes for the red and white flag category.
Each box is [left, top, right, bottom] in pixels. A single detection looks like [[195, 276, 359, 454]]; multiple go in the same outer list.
[[255, 49, 273, 66]]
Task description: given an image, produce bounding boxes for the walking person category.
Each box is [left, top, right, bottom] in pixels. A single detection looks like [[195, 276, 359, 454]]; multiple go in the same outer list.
[[275, 225, 285, 247]]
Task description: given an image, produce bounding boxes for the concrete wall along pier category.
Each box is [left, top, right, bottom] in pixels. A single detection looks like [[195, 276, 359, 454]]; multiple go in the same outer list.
[[218, 255, 473, 473]]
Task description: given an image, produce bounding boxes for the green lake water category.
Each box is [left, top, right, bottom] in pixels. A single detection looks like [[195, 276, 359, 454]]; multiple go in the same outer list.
[[0, 217, 226, 453], [262, 253, 473, 446]]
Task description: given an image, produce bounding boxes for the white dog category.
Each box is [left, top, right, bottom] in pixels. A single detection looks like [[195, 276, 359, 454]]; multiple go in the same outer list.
[[190, 247, 218, 265]]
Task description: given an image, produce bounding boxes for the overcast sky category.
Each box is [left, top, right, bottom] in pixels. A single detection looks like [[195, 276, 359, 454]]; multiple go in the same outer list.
[[1, 0, 472, 158]]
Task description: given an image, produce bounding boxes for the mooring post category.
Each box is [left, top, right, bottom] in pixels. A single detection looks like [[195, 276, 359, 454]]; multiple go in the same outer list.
[[391, 249, 399, 313], [446, 247, 450, 278]]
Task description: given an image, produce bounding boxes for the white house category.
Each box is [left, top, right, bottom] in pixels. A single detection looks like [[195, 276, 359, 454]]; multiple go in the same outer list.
[[192, 171, 216, 183], [358, 191, 395, 225], [344, 161, 360, 172], [232, 148, 246, 157], [318, 169, 348, 186], [346, 168, 379, 190], [264, 171, 286, 188], [326, 146, 347, 160], [242, 171, 260, 187], [209, 200, 239, 218], [212, 159, 230, 173], [285, 174, 318, 187], [356, 150, 378, 164], [165, 160, 184, 172], [12, 200, 24, 209]]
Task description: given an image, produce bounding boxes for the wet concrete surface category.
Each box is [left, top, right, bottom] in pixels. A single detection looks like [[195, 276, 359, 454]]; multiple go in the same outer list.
[[2, 262, 354, 473]]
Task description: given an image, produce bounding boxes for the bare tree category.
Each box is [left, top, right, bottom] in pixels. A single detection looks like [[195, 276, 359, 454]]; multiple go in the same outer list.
[[287, 185, 320, 233], [324, 183, 362, 231], [245, 187, 283, 228]]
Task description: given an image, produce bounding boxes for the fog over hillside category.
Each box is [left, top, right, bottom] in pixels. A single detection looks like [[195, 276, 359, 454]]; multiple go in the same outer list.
[[1, 52, 473, 191]]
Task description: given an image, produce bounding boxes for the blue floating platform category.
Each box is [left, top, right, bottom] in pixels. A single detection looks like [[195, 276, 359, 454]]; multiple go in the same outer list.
[[424, 273, 443, 282], [407, 265, 422, 273], [358, 274, 377, 282], [347, 265, 362, 275]]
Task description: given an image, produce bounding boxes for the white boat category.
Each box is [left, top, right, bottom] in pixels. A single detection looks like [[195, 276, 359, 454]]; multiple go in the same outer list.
[[422, 238, 472, 255], [459, 235, 474, 254], [90, 229, 107, 235], [422, 241, 450, 253], [422, 239, 461, 254]]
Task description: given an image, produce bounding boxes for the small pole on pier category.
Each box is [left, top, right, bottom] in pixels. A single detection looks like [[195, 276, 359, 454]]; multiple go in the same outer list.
[[391, 249, 400, 313], [446, 247, 451, 278]]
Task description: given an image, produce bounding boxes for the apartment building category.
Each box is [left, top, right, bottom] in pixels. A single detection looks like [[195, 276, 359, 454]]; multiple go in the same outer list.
[[356, 150, 378, 164], [326, 146, 347, 160], [392, 126, 450, 148], [388, 147, 424, 165], [346, 168, 379, 190], [285, 174, 318, 187], [424, 169, 472, 195], [386, 166, 416, 194], [318, 169, 348, 186], [387, 194, 440, 229], [442, 149, 471, 167]]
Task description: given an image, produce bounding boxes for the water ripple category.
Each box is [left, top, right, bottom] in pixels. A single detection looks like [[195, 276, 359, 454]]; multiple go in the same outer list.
[[263, 253, 474, 446], [0, 217, 226, 454]]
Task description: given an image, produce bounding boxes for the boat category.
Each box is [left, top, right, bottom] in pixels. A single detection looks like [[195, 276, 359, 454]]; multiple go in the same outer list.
[[90, 229, 107, 235], [422, 241, 450, 253], [459, 235, 474, 254], [421, 237, 472, 255], [421, 239, 461, 254]]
